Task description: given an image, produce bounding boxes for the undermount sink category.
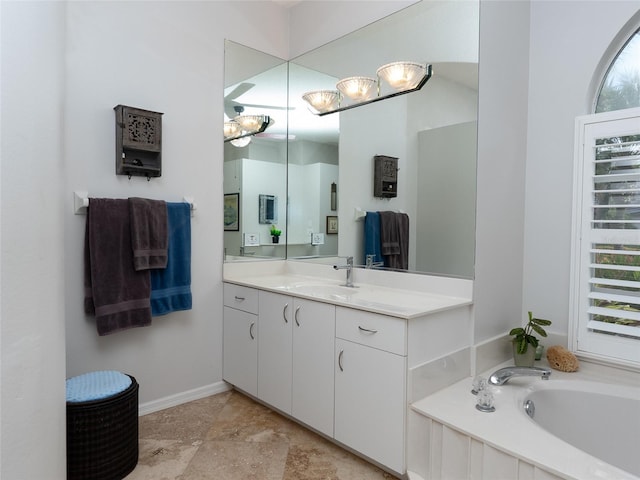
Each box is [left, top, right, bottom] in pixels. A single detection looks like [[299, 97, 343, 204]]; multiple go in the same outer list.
[[287, 283, 358, 300]]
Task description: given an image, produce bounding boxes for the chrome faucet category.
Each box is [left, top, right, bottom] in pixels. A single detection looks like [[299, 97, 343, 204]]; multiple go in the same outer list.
[[334, 256, 355, 287], [365, 254, 384, 269], [488, 366, 551, 386]]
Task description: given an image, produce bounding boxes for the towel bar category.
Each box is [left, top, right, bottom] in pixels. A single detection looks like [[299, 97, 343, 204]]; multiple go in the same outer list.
[[73, 191, 196, 215], [355, 207, 367, 221]]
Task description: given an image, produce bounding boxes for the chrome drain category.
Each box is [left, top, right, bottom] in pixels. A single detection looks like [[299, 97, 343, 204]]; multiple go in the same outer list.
[[524, 399, 535, 419]]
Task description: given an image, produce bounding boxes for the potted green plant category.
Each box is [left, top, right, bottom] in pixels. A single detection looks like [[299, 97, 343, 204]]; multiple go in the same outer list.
[[270, 225, 282, 244], [510, 311, 552, 367]]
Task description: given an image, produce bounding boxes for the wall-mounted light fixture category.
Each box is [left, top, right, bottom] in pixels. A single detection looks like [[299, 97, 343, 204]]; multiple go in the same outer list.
[[330, 182, 337, 211], [223, 114, 273, 146], [302, 62, 432, 116]]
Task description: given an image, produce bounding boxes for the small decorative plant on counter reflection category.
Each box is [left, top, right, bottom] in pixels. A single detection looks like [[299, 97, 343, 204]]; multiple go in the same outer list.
[[510, 311, 552, 366], [270, 225, 282, 244]]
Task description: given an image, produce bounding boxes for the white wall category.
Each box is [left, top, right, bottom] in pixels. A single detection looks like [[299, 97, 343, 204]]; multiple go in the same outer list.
[[242, 158, 287, 243], [288, 0, 419, 58], [1, 2, 67, 478], [472, 0, 531, 343], [62, 1, 288, 404], [523, 1, 640, 337], [417, 121, 477, 278], [2, 2, 289, 478]]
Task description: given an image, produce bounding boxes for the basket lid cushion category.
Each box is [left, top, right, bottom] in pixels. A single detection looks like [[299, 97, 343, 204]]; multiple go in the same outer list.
[[66, 370, 132, 403]]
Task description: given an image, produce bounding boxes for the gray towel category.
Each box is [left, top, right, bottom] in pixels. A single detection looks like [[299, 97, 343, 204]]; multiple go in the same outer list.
[[129, 197, 168, 271], [396, 212, 409, 270], [84, 198, 152, 335], [379, 211, 401, 256], [379, 211, 409, 270]]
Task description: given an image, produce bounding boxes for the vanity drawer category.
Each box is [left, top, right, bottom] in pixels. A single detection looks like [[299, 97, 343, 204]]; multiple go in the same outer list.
[[224, 283, 259, 314], [336, 307, 406, 356]]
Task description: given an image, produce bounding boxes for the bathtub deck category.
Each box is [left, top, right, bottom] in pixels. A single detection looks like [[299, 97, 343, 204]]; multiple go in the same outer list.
[[410, 360, 640, 480]]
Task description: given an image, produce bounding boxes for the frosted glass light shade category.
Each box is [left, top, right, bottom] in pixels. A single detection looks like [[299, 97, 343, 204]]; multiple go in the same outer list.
[[336, 76, 377, 101], [377, 62, 427, 90], [223, 120, 241, 138], [302, 90, 341, 113], [234, 115, 264, 131], [230, 136, 251, 147]]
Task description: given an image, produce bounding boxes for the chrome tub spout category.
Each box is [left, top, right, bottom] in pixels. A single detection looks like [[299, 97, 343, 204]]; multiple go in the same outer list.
[[488, 366, 551, 386]]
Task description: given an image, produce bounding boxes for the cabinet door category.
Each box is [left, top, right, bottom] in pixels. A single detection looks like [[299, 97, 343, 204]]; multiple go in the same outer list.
[[223, 306, 257, 396], [335, 338, 406, 474], [258, 291, 293, 414], [292, 298, 335, 437]]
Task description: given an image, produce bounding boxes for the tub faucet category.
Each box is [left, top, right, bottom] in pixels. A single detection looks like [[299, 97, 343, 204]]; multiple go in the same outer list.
[[334, 256, 355, 287], [488, 366, 551, 386]]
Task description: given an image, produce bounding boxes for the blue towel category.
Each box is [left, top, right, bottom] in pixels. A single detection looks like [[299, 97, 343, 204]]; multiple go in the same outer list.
[[150, 202, 192, 316], [364, 211, 384, 265]]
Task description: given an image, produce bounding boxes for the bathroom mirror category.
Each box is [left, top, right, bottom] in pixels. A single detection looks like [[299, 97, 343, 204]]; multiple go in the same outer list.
[[289, 0, 479, 278], [223, 41, 289, 260], [224, 0, 479, 278]]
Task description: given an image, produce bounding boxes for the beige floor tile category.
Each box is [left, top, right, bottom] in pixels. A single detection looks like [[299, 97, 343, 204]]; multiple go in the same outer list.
[[124, 438, 200, 480], [206, 392, 298, 444], [125, 389, 400, 480], [177, 440, 288, 480], [284, 436, 397, 480], [139, 391, 232, 443]]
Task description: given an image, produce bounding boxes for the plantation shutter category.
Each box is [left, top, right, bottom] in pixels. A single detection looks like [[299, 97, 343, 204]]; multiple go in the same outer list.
[[572, 108, 640, 365]]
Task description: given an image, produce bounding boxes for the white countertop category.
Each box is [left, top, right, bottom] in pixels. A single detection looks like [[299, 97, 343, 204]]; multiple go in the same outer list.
[[223, 271, 472, 319]]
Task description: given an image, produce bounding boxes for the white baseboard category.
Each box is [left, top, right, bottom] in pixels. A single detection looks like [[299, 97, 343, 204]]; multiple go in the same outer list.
[[407, 470, 425, 480], [138, 381, 232, 416]]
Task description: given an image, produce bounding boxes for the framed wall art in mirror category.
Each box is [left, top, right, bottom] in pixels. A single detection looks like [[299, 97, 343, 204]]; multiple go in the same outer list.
[[224, 193, 239, 232], [327, 216, 338, 235]]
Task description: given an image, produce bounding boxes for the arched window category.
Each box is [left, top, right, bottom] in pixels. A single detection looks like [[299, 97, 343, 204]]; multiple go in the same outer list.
[[595, 28, 640, 113], [570, 23, 640, 368]]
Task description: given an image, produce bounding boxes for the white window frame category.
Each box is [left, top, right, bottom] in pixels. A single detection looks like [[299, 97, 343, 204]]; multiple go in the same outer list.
[[569, 107, 640, 370]]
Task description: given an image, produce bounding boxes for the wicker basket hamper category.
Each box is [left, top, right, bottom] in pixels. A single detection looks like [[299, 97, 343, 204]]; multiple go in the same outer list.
[[66, 373, 138, 480]]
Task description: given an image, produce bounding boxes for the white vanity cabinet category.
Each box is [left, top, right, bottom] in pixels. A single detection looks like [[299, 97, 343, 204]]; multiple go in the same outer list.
[[291, 297, 335, 437], [258, 291, 336, 437], [222, 275, 472, 478], [257, 291, 293, 413], [334, 307, 407, 474], [222, 284, 259, 396]]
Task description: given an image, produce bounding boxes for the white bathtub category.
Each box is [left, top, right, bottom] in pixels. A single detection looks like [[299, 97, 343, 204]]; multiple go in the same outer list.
[[411, 361, 640, 480], [523, 381, 640, 477]]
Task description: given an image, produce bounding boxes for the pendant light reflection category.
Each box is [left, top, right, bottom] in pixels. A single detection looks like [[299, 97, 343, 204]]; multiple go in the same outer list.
[[224, 120, 241, 138], [303, 62, 432, 116], [223, 115, 273, 146], [230, 136, 251, 147]]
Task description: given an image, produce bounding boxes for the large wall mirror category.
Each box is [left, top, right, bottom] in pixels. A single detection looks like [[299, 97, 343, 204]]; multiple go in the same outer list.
[[223, 41, 289, 260], [224, 0, 479, 278]]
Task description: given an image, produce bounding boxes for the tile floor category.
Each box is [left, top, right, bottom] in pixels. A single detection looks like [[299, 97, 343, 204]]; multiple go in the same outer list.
[[125, 389, 399, 480]]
